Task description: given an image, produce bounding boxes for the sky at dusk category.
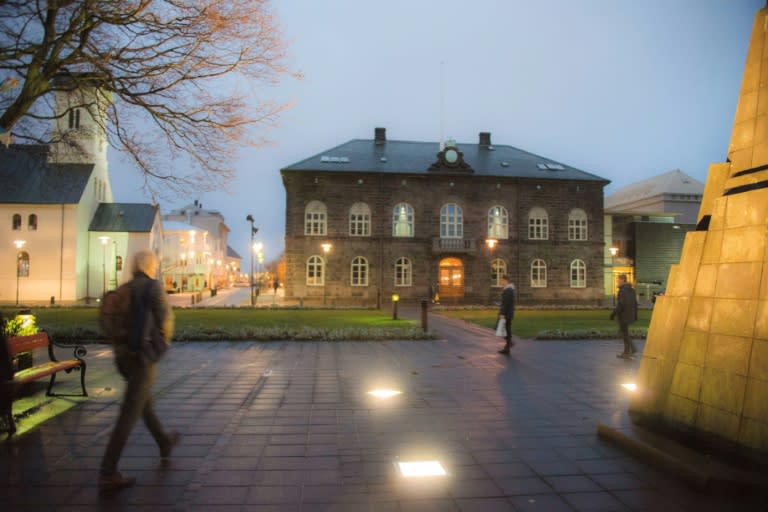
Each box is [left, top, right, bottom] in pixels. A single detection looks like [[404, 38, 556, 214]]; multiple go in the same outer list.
[[107, 0, 766, 262]]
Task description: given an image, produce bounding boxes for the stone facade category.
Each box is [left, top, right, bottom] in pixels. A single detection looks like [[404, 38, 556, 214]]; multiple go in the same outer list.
[[282, 132, 608, 306]]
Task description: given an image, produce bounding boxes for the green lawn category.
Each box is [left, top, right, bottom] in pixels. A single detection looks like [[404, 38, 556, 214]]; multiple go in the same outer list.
[[437, 308, 653, 339], [1, 307, 425, 341]]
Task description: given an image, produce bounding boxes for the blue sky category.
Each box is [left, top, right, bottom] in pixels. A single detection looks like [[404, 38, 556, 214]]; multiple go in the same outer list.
[[108, 0, 765, 262]]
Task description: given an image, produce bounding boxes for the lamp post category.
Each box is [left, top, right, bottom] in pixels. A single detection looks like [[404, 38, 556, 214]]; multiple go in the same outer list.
[[486, 238, 497, 303], [13, 240, 26, 306], [321, 242, 332, 306], [246, 215, 258, 306], [98, 236, 110, 296], [609, 246, 619, 306]]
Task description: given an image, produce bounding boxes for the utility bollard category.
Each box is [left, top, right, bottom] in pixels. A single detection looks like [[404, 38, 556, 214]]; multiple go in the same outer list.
[[421, 299, 428, 333]]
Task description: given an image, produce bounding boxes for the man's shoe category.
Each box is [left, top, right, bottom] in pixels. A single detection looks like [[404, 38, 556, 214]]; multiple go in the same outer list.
[[616, 353, 631, 359], [160, 431, 181, 459], [498, 347, 510, 354], [98, 472, 136, 493]]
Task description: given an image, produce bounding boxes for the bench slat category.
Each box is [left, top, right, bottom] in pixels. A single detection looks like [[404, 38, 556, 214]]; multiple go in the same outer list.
[[7, 332, 50, 356], [14, 360, 82, 385]]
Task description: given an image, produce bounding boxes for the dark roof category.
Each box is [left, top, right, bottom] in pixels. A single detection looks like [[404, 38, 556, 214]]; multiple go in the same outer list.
[[227, 245, 242, 259], [89, 203, 158, 232], [0, 144, 94, 203], [281, 136, 609, 183]]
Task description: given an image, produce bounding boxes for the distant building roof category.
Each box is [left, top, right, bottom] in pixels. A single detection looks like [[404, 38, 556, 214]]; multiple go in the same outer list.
[[163, 220, 207, 233], [281, 129, 608, 183], [605, 169, 704, 210], [227, 245, 242, 259], [0, 144, 93, 204], [89, 203, 158, 232]]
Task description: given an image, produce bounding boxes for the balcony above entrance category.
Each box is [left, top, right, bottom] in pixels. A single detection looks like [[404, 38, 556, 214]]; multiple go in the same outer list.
[[432, 238, 476, 253]]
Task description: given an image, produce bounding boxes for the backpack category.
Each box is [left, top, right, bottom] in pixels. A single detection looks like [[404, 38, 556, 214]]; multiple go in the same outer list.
[[99, 282, 133, 344]]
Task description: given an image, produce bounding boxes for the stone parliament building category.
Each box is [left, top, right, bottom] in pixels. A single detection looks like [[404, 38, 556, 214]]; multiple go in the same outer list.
[[281, 128, 609, 306]]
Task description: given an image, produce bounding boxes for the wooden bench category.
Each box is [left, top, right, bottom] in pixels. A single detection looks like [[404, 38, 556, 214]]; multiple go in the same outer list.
[[2, 331, 87, 436]]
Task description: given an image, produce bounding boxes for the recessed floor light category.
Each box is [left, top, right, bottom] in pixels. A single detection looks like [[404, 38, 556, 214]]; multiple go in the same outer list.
[[396, 460, 447, 478], [368, 389, 402, 398], [621, 383, 638, 391]]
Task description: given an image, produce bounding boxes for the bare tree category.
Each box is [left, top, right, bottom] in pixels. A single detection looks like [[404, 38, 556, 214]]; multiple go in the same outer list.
[[0, 0, 296, 195]]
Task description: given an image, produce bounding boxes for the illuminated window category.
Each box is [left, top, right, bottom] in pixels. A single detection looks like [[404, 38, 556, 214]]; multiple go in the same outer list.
[[17, 251, 29, 277], [440, 203, 463, 239], [351, 256, 368, 286], [392, 203, 414, 237], [570, 259, 586, 288], [12, 213, 21, 230], [491, 259, 506, 287], [306, 255, 324, 286], [395, 257, 412, 287], [531, 259, 547, 288], [305, 201, 327, 236], [488, 205, 508, 239], [528, 207, 549, 240], [27, 214, 37, 231], [349, 202, 371, 236], [568, 208, 588, 241]]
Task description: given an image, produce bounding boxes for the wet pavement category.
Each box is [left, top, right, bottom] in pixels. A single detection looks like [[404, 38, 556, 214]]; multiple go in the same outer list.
[[2, 311, 765, 511]]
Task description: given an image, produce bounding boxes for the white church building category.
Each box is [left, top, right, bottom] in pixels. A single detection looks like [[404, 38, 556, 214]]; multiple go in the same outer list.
[[0, 74, 161, 304]]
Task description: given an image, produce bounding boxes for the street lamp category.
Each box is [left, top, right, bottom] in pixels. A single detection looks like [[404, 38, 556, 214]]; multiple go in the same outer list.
[[98, 236, 110, 296], [246, 214, 258, 306], [609, 246, 619, 306], [486, 238, 498, 303], [321, 242, 332, 306], [13, 240, 26, 306]]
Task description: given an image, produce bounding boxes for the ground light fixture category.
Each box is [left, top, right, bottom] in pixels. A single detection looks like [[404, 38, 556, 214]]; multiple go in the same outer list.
[[395, 460, 448, 478], [367, 389, 402, 398], [621, 383, 638, 391]]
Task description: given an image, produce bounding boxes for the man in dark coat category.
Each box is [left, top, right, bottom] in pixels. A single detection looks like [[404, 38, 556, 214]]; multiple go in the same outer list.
[[99, 250, 179, 493], [610, 274, 638, 358], [498, 275, 516, 354]]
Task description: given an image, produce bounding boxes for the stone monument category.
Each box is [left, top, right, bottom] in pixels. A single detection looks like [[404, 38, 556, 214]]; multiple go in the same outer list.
[[629, 5, 768, 459]]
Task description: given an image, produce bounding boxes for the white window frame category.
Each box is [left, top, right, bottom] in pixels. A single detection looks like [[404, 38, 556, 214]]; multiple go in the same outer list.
[[305, 201, 327, 236], [488, 205, 509, 239], [568, 208, 588, 241], [306, 255, 324, 286], [531, 259, 547, 288], [394, 257, 412, 287], [570, 259, 586, 288], [351, 256, 368, 286], [491, 258, 507, 287], [392, 203, 414, 237], [440, 203, 463, 239], [528, 207, 549, 240], [349, 202, 371, 236]]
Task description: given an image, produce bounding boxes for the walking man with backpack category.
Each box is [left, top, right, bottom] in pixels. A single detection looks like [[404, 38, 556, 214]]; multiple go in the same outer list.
[[98, 249, 179, 493]]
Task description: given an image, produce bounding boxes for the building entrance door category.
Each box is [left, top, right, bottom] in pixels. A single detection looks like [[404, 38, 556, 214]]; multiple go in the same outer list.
[[439, 257, 464, 298]]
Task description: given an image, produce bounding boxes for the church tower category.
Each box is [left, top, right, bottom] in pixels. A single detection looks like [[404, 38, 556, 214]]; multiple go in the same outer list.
[[629, 6, 768, 457]]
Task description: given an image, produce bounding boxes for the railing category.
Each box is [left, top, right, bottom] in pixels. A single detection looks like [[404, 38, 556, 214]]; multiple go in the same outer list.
[[431, 238, 477, 253]]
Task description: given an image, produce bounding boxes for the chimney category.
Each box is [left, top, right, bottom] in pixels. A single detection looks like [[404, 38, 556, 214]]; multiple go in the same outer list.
[[374, 127, 386, 144], [479, 132, 492, 147]]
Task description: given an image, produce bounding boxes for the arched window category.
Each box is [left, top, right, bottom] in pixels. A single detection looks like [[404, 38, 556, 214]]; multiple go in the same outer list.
[[491, 259, 507, 287], [351, 256, 368, 286], [304, 201, 327, 236], [531, 259, 547, 288], [12, 214, 21, 231], [392, 203, 414, 237], [28, 214, 37, 231], [17, 251, 30, 277], [528, 207, 549, 240], [349, 202, 371, 236], [570, 259, 586, 288], [488, 205, 508, 239], [306, 255, 324, 286], [395, 257, 412, 287], [568, 208, 588, 241], [440, 203, 463, 238]]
